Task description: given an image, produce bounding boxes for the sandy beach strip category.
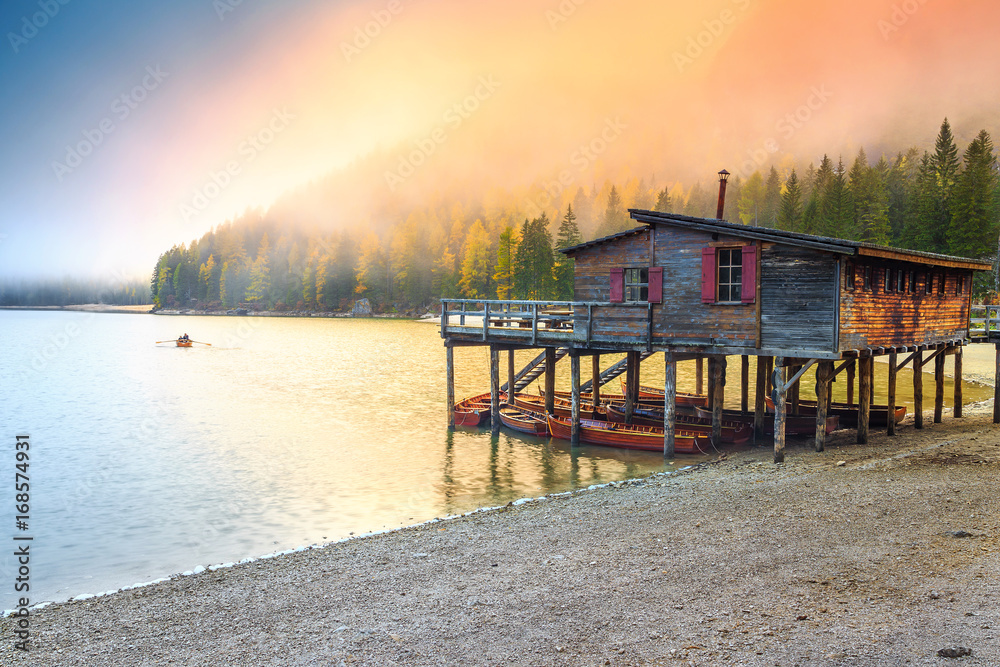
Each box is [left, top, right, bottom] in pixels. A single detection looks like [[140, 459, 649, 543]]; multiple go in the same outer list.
[[3, 395, 1000, 666]]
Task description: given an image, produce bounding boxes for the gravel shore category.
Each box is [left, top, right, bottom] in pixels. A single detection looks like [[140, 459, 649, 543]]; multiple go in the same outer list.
[[4, 395, 1000, 666]]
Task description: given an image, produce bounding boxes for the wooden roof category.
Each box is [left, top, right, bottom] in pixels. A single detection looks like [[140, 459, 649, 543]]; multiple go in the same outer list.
[[560, 209, 994, 272]]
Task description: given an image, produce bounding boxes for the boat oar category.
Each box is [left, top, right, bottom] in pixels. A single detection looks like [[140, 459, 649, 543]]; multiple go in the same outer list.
[[154, 340, 176, 344], [189, 340, 212, 346]]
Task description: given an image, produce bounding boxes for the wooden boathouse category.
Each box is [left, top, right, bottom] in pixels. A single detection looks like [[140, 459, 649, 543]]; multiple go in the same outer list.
[[441, 210, 994, 462]]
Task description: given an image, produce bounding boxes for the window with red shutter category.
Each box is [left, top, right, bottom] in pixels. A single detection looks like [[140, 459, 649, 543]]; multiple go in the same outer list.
[[741, 245, 756, 304], [701, 248, 716, 303], [610, 268, 624, 302], [647, 267, 663, 303]]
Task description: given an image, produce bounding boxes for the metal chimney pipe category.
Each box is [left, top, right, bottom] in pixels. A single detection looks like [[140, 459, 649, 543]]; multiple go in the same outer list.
[[716, 169, 730, 220]]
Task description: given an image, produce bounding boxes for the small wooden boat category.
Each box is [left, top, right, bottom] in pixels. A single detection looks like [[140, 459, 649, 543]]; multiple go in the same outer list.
[[546, 415, 707, 454], [605, 402, 752, 444], [695, 405, 839, 435], [499, 406, 550, 436], [619, 379, 709, 406], [176, 339, 192, 347], [513, 393, 604, 420], [764, 398, 906, 427], [454, 392, 498, 427]]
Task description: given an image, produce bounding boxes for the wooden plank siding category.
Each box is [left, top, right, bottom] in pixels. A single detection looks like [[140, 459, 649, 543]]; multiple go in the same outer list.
[[839, 260, 974, 350], [760, 244, 838, 353], [571, 225, 757, 347]]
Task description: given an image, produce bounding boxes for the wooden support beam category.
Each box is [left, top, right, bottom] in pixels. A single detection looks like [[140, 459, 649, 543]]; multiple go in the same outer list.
[[934, 352, 945, 424], [591, 354, 601, 407], [506, 350, 515, 405], [772, 356, 786, 463], [846, 360, 856, 406], [995, 344, 1000, 424], [815, 361, 832, 452], [765, 356, 774, 395], [712, 355, 726, 448], [869, 356, 876, 406], [913, 349, 923, 430], [570, 353, 581, 446], [857, 356, 872, 444], [490, 346, 501, 434], [887, 350, 897, 436], [754, 355, 767, 441], [741, 355, 749, 414], [954, 347, 963, 418], [624, 351, 637, 424], [664, 351, 676, 458], [789, 364, 801, 415], [696, 356, 704, 396], [446, 344, 455, 429], [706, 356, 716, 411], [544, 347, 556, 415]]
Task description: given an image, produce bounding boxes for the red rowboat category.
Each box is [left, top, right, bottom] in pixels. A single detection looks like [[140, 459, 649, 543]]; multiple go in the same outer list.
[[605, 402, 752, 444], [499, 406, 550, 436], [546, 415, 707, 454], [619, 380, 709, 406], [695, 405, 839, 435], [513, 393, 604, 420], [454, 392, 502, 427], [764, 397, 906, 427]]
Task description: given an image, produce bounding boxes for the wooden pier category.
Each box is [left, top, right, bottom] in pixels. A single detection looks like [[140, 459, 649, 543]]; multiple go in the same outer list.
[[443, 212, 996, 462]]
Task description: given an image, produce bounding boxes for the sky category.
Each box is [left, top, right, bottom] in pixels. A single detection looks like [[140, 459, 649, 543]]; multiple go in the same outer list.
[[2, 0, 1000, 279]]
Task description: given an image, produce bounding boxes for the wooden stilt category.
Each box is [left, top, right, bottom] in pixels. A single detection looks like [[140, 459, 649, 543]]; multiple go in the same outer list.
[[869, 357, 876, 406], [570, 353, 581, 446], [664, 350, 676, 458], [624, 351, 637, 424], [544, 347, 556, 415], [490, 346, 501, 434], [696, 356, 704, 396], [754, 355, 767, 441], [712, 355, 726, 448], [934, 351, 945, 424], [446, 344, 455, 429], [846, 360, 856, 406], [913, 349, 923, 429], [506, 349, 515, 405], [707, 357, 717, 411], [815, 361, 832, 452], [887, 350, 897, 436], [789, 364, 801, 415], [954, 347, 963, 418], [741, 355, 749, 414], [591, 354, 601, 407], [772, 356, 786, 463], [858, 356, 871, 444], [994, 344, 1000, 424]]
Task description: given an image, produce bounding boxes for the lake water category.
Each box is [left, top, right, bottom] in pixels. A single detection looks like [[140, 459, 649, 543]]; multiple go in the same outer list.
[[0, 311, 991, 611]]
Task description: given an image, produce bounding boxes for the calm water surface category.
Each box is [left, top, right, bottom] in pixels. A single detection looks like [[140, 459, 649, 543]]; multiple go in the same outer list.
[[0, 311, 990, 611]]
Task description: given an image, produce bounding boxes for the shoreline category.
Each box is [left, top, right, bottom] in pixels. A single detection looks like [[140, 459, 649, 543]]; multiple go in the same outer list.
[[0, 304, 437, 320], [5, 400, 1000, 665]]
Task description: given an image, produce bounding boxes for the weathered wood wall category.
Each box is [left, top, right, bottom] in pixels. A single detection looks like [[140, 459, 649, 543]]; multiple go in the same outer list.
[[571, 226, 758, 346], [839, 260, 973, 350], [759, 244, 838, 352]]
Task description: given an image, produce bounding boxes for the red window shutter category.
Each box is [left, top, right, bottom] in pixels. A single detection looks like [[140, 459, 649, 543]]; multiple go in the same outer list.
[[648, 267, 663, 303], [701, 248, 716, 303], [610, 268, 624, 303], [741, 244, 757, 304]]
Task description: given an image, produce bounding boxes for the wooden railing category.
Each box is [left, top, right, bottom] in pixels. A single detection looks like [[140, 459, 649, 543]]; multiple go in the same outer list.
[[969, 304, 1000, 340]]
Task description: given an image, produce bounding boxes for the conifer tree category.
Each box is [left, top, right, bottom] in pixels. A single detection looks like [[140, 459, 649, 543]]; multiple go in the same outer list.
[[553, 204, 582, 300], [596, 185, 629, 237], [948, 130, 999, 262], [761, 167, 782, 227], [778, 170, 803, 231], [654, 187, 672, 213], [736, 171, 765, 226]]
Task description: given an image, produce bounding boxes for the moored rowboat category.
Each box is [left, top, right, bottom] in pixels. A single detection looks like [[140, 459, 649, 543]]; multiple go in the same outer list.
[[454, 392, 501, 427], [764, 397, 906, 427], [605, 402, 752, 444], [694, 405, 839, 435], [546, 415, 707, 454], [619, 379, 709, 406], [499, 406, 550, 436]]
